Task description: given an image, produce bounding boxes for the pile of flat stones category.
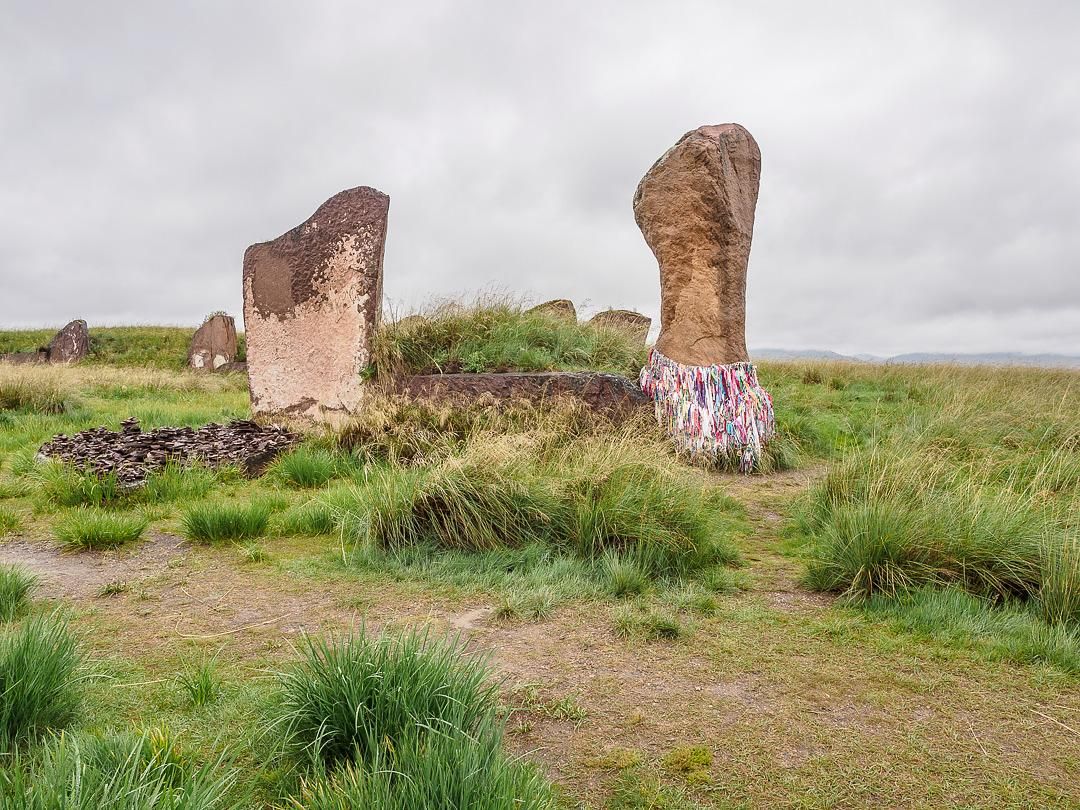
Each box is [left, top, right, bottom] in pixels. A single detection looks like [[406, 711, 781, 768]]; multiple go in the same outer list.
[[37, 417, 299, 486]]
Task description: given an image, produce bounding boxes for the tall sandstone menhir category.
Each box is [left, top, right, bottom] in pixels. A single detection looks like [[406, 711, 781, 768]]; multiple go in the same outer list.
[[243, 187, 388, 423], [634, 123, 759, 366], [635, 124, 775, 471]]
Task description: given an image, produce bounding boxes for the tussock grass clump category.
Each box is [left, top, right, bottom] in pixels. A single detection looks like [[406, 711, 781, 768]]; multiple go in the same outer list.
[[271, 630, 496, 766], [269, 629, 553, 808], [0, 506, 22, 536], [0, 566, 36, 623], [32, 463, 124, 509], [0, 615, 83, 748], [271, 446, 339, 488], [337, 434, 744, 579], [1040, 533, 1080, 627], [0, 374, 71, 415], [53, 508, 149, 550], [374, 298, 646, 378], [181, 501, 271, 544], [799, 453, 1047, 600], [177, 659, 222, 707], [277, 499, 339, 537], [295, 732, 554, 810], [0, 728, 241, 808], [140, 462, 217, 504]]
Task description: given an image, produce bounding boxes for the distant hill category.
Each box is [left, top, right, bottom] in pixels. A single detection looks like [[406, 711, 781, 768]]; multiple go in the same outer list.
[[752, 348, 1080, 370]]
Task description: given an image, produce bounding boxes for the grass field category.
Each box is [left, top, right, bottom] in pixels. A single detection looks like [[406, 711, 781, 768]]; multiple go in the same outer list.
[[0, 309, 1077, 808]]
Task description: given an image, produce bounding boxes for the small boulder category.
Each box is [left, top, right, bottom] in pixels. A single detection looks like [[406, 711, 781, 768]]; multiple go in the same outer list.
[[588, 309, 651, 343], [188, 314, 238, 372], [526, 299, 577, 322], [46, 320, 89, 364]]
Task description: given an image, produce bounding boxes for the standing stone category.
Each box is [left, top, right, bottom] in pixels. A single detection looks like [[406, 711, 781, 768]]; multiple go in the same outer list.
[[46, 320, 89, 364], [188, 314, 238, 372], [635, 124, 775, 472], [633, 123, 760, 367], [243, 187, 388, 422], [588, 309, 651, 343], [526, 299, 577, 322]]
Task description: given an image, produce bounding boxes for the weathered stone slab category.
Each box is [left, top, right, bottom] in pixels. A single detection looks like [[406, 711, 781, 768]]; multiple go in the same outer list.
[[633, 123, 760, 366], [588, 309, 651, 343], [46, 320, 89, 363], [188, 314, 238, 372], [397, 372, 649, 413], [526, 299, 577, 322], [243, 187, 389, 422]]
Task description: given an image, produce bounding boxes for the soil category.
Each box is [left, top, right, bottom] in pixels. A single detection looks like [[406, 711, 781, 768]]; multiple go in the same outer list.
[[1, 462, 1077, 806]]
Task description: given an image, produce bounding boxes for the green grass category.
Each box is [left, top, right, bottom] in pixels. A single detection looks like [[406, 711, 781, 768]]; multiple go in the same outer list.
[[0, 506, 23, 536], [0, 615, 83, 750], [53, 508, 149, 550], [0, 729, 242, 809], [268, 629, 553, 807], [861, 587, 1080, 675], [271, 446, 340, 489], [0, 375, 70, 414], [0, 566, 35, 623], [180, 501, 271, 544], [612, 604, 688, 641], [0, 326, 247, 371], [375, 298, 646, 377], [140, 462, 218, 504], [176, 659, 222, 707], [335, 435, 744, 578]]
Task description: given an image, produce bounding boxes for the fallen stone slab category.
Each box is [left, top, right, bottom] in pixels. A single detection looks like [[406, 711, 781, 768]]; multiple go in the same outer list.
[[38, 417, 299, 486], [397, 372, 649, 413]]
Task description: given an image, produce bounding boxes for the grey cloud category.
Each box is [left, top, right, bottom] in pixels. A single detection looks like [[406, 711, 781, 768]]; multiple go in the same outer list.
[[1, 0, 1077, 356]]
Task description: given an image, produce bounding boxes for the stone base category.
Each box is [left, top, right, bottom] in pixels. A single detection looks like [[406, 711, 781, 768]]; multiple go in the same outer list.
[[639, 349, 775, 472], [397, 372, 649, 414]]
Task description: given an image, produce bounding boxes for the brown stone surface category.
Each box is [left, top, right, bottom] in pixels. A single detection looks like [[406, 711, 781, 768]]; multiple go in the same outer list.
[[397, 372, 649, 413], [46, 319, 89, 363], [188, 314, 238, 372], [526, 299, 577, 322], [243, 187, 389, 421], [588, 309, 651, 343], [633, 123, 761, 366]]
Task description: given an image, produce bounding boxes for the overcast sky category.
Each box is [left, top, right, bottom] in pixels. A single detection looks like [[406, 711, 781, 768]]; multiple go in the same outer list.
[[2, 1, 1077, 356]]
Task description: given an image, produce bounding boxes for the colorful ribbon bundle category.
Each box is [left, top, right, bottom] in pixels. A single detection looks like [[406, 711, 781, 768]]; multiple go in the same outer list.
[[639, 348, 776, 473]]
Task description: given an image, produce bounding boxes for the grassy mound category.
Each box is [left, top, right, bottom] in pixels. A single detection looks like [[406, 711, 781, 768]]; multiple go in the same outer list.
[[374, 299, 646, 377], [333, 432, 742, 578]]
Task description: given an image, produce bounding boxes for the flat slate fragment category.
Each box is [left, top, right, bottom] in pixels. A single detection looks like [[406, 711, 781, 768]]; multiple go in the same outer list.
[[397, 372, 649, 413]]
